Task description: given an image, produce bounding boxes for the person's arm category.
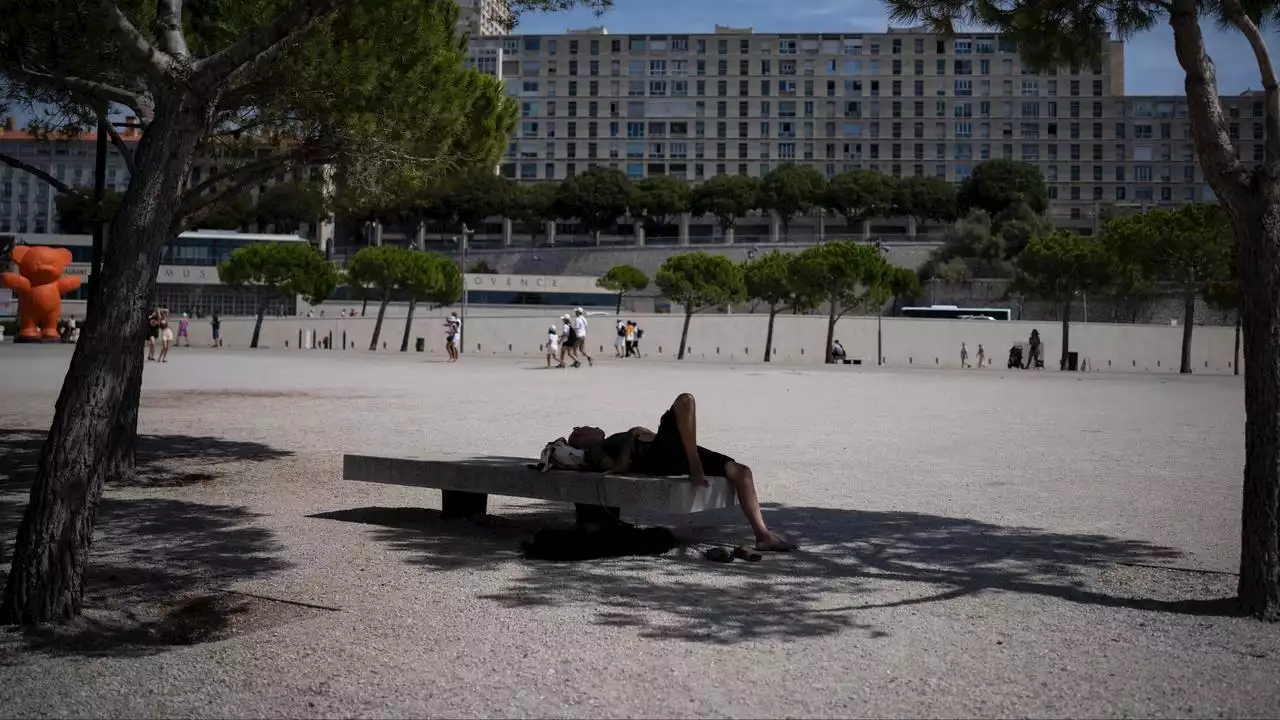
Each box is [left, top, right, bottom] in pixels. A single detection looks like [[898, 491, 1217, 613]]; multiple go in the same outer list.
[[668, 395, 708, 486]]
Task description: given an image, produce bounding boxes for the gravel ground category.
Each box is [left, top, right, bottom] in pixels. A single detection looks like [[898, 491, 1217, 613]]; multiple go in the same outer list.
[[0, 343, 1277, 719]]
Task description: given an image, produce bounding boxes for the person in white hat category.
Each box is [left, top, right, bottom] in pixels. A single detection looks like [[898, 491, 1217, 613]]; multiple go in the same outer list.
[[546, 324, 562, 368], [558, 313, 577, 368], [571, 307, 592, 367]]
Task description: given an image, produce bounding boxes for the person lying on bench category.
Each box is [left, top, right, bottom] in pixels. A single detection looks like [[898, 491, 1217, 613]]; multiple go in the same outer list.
[[567, 393, 796, 552]]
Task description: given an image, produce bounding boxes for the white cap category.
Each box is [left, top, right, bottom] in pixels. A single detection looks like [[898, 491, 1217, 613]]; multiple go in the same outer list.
[[561, 314, 570, 320], [575, 307, 584, 314], [549, 325, 557, 332]]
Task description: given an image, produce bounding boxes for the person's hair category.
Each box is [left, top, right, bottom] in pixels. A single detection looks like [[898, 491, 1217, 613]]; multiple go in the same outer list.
[[567, 426, 605, 449]]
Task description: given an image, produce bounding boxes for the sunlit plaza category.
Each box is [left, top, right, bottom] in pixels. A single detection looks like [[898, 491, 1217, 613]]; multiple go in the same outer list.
[[0, 345, 1275, 717]]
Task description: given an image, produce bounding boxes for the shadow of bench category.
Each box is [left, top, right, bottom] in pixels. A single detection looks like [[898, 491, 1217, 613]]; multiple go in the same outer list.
[[343, 454, 738, 527]]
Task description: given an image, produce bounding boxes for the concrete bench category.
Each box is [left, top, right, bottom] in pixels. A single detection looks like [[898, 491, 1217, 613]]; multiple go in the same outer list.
[[342, 454, 738, 525]]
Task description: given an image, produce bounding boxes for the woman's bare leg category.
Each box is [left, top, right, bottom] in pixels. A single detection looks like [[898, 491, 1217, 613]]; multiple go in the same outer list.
[[724, 462, 795, 551], [666, 393, 795, 551]]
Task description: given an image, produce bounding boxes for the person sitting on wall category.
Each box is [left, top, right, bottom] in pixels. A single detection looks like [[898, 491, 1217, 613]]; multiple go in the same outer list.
[[566, 393, 797, 552], [830, 339, 848, 364]]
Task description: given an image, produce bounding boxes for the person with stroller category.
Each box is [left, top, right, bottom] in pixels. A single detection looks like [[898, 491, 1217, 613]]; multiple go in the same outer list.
[[1026, 329, 1043, 369]]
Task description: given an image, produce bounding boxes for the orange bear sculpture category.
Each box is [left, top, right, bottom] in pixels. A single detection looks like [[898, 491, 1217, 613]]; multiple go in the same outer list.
[[2, 245, 82, 342]]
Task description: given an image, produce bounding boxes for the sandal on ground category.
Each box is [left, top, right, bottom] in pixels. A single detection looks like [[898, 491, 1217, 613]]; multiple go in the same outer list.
[[703, 547, 734, 563], [733, 545, 762, 562]]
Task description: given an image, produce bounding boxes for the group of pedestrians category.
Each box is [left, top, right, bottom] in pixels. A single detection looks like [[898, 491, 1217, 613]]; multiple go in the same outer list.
[[546, 307, 593, 369], [613, 320, 643, 358], [960, 342, 987, 369], [443, 311, 461, 362], [145, 307, 191, 362]]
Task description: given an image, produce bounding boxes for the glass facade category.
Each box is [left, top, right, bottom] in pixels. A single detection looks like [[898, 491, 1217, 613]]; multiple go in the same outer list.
[[153, 284, 296, 318]]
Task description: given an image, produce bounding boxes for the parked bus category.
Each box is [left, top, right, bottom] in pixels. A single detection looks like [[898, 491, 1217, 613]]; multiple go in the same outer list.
[[900, 305, 1012, 321]]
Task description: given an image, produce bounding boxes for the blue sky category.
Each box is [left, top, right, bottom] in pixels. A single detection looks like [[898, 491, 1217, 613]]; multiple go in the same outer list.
[[514, 0, 1278, 96]]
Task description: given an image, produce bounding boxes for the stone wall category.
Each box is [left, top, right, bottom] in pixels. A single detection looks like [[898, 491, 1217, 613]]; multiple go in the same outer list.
[[186, 310, 1242, 376], [435, 241, 941, 278]]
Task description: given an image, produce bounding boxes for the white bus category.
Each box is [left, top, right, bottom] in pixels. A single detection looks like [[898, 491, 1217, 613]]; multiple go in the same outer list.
[[901, 305, 1012, 321]]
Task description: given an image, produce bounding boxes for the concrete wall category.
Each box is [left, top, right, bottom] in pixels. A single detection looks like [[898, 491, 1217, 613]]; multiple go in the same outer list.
[[186, 310, 1241, 375], [432, 241, 941, 278]]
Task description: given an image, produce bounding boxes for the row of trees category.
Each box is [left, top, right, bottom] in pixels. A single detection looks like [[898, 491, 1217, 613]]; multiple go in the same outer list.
[[923, 200, 1237, 375], [605, 200, 1232, 375], [56, 180, 328, 235], [1016, 204, 1237, 375], [362, 158, 1047, 243], [53, 155, 1042, 250], [629, 245, 918, 364], [216, 243, 463, 351]]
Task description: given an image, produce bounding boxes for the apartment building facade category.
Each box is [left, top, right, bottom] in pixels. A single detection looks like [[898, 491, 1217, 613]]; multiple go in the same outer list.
[[0, 117, 334, 238], [484, 25, 1264, 230], [456, 0, 512, 39]]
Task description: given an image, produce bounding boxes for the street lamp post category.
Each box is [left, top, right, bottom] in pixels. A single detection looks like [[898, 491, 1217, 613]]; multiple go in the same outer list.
[[454, 224, 475, 352], [876, 241, 889, 367]]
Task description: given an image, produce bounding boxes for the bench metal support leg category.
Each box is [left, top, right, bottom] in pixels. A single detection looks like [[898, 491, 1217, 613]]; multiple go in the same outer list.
[[442, 490, 488, 519], [575, 503, 622, 529]]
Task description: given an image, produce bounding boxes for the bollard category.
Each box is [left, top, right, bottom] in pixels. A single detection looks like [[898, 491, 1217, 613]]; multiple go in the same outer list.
[[328, 330, 333, 349], [342, 331, 347, 350], [298, 329, 302, 348]]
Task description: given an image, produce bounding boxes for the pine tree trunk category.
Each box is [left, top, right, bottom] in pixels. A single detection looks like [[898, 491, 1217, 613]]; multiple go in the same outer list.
[[1234, 208, 1280, 621], [677, 307, 692, 360], [369, 289, 391, 351], [399, 297, 417, 352], [1059, 298, 1072, 371], [1167, 2, 1279, 619], [615, 293, 622, 315], [1180, 280, 1196, 374], [360, 296, 368, 316], [763, 306, 778, 362], [250, 295, 268, 349], [1, 95, 206, 625]]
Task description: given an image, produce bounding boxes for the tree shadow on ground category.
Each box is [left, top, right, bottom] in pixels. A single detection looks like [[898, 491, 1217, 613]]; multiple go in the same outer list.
[[313, 500, 1239, 645], [0, 427, 294, 490], [0, 429, 294, 658]]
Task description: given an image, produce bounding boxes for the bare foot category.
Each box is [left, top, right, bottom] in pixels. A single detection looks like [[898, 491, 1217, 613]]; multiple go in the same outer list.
[[755, 532, 796, 552]]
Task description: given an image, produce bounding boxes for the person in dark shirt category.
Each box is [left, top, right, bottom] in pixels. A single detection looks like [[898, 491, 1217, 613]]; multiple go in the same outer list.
[[568, 393, 796, 551]]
